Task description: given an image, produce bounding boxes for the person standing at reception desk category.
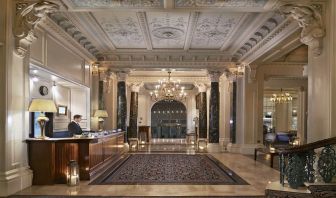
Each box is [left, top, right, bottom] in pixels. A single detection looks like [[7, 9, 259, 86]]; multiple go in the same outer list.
[[68, 114, 83, 135]]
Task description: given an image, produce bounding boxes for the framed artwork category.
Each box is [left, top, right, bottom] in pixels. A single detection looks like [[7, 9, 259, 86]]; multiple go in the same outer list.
[[57, 105, 67, 116]]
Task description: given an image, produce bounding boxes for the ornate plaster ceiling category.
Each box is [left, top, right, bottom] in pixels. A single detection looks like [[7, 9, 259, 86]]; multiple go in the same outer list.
[[48, 0, 300, 69]]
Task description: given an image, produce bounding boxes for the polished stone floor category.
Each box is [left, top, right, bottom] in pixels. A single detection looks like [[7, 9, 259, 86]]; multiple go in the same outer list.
[[14, 144, 280, 197]]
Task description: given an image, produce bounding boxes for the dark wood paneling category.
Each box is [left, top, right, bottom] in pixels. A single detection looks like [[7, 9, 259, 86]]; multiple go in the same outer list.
[[89, 141, 103, 169], [28, 141, 55, 185], [27, 132, 125, 184], [54, 143, 78, 183]]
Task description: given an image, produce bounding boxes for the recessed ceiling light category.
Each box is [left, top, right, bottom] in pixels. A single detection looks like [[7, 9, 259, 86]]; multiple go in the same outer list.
[[161, 69, 166, 72], [33, 70, 38, 74], [51, 75, 57, 80]]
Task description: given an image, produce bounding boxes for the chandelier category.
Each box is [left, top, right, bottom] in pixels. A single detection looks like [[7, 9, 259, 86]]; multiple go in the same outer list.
[[270, 89, 293, 103], [149, 71, 187, 102]]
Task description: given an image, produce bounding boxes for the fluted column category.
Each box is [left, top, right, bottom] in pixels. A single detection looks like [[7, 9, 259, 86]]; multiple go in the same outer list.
[[116, 72, 127, 131], [209, 71, 221, 143]]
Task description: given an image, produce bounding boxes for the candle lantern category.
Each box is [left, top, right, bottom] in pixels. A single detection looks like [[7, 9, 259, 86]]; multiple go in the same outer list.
[[67, 160, 79, 186]]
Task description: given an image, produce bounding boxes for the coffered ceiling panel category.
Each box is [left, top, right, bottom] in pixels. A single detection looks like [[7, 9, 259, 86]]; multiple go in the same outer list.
[[147, 12, 189, 49], [93, 12, 146, 49], [175, 0, 268, 8], [190, 13, 244, 49], [69, 0, 164, 9]]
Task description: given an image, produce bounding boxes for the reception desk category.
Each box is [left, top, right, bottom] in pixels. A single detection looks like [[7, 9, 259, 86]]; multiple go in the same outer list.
[[26, 132, 125, 184]]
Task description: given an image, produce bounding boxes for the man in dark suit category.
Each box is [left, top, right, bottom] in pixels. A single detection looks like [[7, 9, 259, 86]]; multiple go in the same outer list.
[[68, 114, 83, 136]]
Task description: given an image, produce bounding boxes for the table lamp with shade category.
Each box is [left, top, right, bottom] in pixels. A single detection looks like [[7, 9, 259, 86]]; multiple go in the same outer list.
[[28, 99, 57, 139], [94, 110, 108, 131]]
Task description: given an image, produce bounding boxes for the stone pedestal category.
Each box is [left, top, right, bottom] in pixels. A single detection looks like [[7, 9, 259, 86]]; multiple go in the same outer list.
[[197, 138, 208, 152]]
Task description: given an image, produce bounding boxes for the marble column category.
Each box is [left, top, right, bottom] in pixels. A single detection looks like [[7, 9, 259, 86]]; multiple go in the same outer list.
[[195, 83, 207, 139], [209, 72, 221, 143], [116, 72, 127, 131], [128, 83, 142, 140], [230, 81, 237, 144]]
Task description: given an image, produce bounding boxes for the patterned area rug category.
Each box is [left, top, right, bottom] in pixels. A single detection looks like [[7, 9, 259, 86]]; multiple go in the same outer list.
[[91, 154, 248, 185]]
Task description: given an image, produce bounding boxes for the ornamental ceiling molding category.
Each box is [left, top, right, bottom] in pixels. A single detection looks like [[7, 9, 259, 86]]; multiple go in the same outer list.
[[238, 18, 300, 64], [127, 76, 209, 84], [13, 1, 59, 57], [232, 13, 285, 60], [99, 60, 234, 69], [184, 12, 199, 50], [48, 12, 100, 57], [39, 17, 97, 61], [279, 3, 325, 57], [62, 12, 116, 51], [137, 12, 153, 50]]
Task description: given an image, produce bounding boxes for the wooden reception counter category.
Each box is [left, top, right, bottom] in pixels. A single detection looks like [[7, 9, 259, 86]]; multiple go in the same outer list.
[[26, 132, 125, 185]]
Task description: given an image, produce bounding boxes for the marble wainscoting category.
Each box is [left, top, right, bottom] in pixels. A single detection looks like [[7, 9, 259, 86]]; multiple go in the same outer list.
[[13, 152, 279, 197]]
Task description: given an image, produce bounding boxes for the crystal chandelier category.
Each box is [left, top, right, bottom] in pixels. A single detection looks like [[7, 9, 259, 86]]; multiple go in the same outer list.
[[149, 71, 187, 102], [270, 89, 293, 103]]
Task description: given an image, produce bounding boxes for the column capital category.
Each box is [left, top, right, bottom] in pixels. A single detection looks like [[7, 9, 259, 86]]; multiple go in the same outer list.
[[194, 82, 207, 93], [208, 71, 222, 82], [129, 82, 143, 92], [116, 71, 129, 81], [279, 3, 325, 56], [13, 1, 59, 57]]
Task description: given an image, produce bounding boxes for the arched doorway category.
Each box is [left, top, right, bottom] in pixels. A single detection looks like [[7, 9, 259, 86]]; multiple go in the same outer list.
[[151, 100, 187, 138]]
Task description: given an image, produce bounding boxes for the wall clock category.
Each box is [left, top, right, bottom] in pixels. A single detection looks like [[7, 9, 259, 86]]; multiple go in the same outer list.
[[39, 86, 49, 96]]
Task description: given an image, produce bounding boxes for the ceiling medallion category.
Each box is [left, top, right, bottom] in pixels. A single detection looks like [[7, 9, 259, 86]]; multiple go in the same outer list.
[[152, 27, 184, 39]]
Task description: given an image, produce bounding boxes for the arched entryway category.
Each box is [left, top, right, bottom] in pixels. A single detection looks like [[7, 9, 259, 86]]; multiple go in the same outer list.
[[151, 100, 187, 138]]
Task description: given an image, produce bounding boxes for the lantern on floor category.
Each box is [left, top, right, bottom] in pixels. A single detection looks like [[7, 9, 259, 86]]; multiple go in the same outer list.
[[67, 160, 79, 186]]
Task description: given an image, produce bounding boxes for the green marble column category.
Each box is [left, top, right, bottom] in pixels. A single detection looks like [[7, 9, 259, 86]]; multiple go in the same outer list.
[[209, 82, 219, 143], [117, 81, 127, 131]]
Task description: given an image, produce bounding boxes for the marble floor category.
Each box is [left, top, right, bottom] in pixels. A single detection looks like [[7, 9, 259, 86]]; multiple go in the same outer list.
[[14, 145, 280, 197]]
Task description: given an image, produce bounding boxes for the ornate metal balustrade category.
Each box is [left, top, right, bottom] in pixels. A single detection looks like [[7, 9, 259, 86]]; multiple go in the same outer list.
[[277, 137, 336, 189]]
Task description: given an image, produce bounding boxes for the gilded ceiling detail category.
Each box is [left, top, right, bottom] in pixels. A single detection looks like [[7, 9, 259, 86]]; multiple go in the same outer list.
[[93, 12, 146, 48], [190, 13, 243, 49], [175, 0, 268, 8], [69, 0, 164, 8], [147, 12, 189, 48]]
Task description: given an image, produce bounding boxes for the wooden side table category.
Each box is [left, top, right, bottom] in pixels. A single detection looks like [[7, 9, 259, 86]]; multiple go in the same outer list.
[[254, 147, 279, 168]]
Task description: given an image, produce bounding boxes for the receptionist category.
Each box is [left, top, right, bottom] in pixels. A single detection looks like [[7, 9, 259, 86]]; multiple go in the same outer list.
[[68, 114, 83, 135]]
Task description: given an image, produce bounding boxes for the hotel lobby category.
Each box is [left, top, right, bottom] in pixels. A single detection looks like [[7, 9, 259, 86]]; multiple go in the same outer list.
[[1, 0, 336, 197]]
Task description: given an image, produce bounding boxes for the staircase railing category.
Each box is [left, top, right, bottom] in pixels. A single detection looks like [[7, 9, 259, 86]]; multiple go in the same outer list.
[[276, 137, 336, 189]]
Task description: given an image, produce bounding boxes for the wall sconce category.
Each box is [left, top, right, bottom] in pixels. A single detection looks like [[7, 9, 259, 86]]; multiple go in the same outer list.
[[67, 160, 79, 186]]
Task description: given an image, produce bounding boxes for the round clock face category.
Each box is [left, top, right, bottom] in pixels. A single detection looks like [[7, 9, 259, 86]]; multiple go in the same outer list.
[[39, 86, 49, 96]]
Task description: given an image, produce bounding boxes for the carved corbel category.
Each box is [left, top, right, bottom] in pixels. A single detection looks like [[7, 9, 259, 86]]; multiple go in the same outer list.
[[13, 1, 59, 57], [279, 3, 325, 56]]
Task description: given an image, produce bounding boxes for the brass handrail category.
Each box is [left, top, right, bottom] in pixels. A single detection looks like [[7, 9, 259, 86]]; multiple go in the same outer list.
[[277, 137, 336, 154]]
